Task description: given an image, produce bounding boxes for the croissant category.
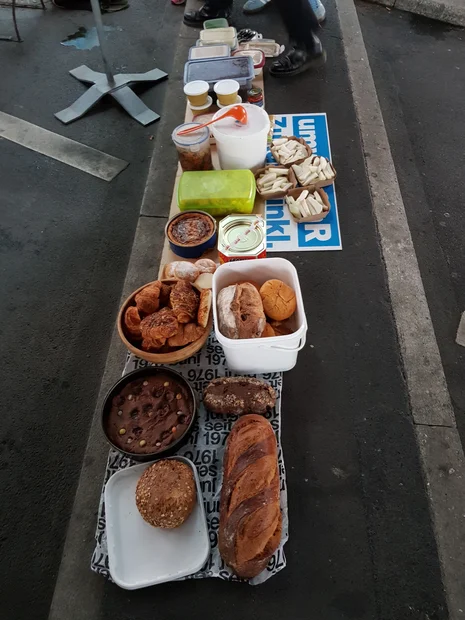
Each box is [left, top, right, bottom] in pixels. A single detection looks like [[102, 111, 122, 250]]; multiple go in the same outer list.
[[167, 322, 206, 347], [141, 337, 166, 351], [140, 307, 179, 340], [159, 282, 172, 307], [124, 306, 142, 340], [170, 281, 199, 324], [135, 281, 162, 315]]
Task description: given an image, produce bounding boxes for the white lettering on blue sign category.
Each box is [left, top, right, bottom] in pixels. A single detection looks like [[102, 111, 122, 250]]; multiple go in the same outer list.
[[297, 119, 317, 151], [266, 200, 291, 248], [265, 114, 342, 252]]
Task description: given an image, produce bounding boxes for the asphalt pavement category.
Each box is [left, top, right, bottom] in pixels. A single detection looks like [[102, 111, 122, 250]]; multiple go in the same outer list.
[[358, 2, 465, 450], [0, 2, 183, 619], [0, 0, 457, 619]]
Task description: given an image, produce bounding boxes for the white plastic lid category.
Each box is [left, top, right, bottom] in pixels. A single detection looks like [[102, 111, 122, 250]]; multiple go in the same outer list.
[[233, 49, 265, 68], [214, 79, 240, 96], [172, 123, 210, 147], [183, 80, 209, 97], [212, 103, 269, 138]]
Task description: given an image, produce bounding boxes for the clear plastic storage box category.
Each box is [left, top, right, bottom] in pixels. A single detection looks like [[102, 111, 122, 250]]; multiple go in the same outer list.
[[188, 44, 230, 60], [183, 57, 254, 90], [177, 169, 256, 217]]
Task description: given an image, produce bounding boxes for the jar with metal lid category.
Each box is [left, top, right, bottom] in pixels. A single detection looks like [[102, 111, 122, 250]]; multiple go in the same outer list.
[[218, 215, 266, 263], [247, 87, 264, 107], [171, 123, 213, 172]]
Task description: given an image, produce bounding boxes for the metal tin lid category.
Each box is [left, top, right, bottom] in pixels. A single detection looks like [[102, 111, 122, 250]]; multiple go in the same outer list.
[[220, 217, 264, 253]]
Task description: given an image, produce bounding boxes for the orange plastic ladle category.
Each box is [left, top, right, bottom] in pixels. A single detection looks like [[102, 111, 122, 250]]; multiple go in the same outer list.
[[177, 105, 248, 136]]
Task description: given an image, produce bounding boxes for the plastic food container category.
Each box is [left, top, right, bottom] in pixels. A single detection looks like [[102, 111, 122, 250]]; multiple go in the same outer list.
[[105, 457, 210, 589], [184, 57, 254, 90], [211, 103, 270, 172], [203, 17, 229, 29], [177, 169, 256, 217], [214, 79, 240, 106], [188, 96, 213, 116], [212, 258, 307, 373], [232, 49, 265, 76], [199, 27, 237, 49], [188, 44, 230, 60], [172, 123, 213, 172], [183, 80, 209, 107]]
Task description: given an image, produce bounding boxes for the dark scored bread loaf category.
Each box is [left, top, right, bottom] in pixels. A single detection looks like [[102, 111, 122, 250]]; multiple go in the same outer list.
[[217, 282, 266, 339], [203, 376, 276, 416], [219, 415, 282, 579]]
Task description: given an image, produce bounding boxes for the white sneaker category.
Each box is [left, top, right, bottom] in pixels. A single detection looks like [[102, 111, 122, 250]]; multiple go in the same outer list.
[[309, 0, 326, 23]]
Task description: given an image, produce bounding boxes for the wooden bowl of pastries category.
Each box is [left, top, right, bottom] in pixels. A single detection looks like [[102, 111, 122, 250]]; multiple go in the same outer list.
[[117, 278, 212, 364]]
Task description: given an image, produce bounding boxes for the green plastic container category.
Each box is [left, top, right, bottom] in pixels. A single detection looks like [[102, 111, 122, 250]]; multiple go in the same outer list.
[[177, 170, 256, 217], [203, 18, 229, 29]]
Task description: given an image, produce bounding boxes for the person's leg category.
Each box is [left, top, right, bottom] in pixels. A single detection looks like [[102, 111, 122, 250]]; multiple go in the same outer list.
[[275, 0, 320, 45], [270, 0, 326, 77], [184, 0, 233, 26]]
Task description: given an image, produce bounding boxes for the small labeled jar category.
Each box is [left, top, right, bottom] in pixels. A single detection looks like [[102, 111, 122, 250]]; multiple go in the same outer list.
[[172, 123, 213, 172], [247, 87, 263, 107]]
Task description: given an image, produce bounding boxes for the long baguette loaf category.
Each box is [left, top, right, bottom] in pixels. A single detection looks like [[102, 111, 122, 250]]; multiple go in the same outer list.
[[219, 415, 282, 579]]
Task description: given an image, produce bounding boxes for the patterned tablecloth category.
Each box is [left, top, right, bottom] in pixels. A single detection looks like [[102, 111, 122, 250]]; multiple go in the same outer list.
[[91, 332, 288, 585]]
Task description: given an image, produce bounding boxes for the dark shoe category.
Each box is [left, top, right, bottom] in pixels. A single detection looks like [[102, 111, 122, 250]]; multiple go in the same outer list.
[[183, 3, 231, 27], [269, 41, 326, 77]]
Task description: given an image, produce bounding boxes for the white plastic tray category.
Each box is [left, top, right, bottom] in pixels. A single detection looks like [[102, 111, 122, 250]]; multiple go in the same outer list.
[[104, 457, 210, 589]]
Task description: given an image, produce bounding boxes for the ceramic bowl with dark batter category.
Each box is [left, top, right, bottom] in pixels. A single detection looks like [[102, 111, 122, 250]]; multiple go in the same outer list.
[[101, 367, 197, 462]]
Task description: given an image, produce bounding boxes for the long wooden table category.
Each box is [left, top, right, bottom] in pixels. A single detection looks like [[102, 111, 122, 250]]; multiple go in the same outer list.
[[159, 72, 266, 277]]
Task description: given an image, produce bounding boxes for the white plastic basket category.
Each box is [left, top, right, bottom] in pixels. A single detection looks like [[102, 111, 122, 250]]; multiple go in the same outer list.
[[212, 257, 307, 373]]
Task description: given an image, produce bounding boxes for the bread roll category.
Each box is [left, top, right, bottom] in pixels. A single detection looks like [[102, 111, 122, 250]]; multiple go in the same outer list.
[[261, 323, 275, 338], [194, 272, 213, 291], [219, 415, 281, 579], [136, 460, 196, 529], [195, 258, 217, 274], [217, 283, 266, 339], [270, 320, 293, 336], [165, 261, 199, 283], [260, 279, 296, 321], [203, 377, 276, 415], [197, 289, 212, 328]]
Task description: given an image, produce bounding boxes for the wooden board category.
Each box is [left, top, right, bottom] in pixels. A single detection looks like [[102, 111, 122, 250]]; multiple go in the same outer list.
[[159, 72, 266, 278]]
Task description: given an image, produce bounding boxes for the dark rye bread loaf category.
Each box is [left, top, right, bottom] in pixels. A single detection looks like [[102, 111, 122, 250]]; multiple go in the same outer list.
[[203, 377, 276, 416], [219, 415, 281, 579]]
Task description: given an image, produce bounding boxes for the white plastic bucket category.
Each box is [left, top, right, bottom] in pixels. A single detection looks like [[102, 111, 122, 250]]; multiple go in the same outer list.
[[211, 103, 270, 172], [212, 257, 307, 373]]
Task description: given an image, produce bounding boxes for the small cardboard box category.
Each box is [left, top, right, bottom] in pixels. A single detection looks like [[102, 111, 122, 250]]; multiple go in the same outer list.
[[254, 165, 297, 199], [286, 186, 331, 223], [292, 157, 337, 189], [269, 136, 312, 167]]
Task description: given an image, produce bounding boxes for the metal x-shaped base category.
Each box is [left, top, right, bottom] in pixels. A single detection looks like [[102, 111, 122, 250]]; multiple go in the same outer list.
[[55, 65, 168, 126]]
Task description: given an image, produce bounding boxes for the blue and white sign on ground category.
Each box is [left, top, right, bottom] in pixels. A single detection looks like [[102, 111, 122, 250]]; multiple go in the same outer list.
[[265, 114, 342, 252]]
